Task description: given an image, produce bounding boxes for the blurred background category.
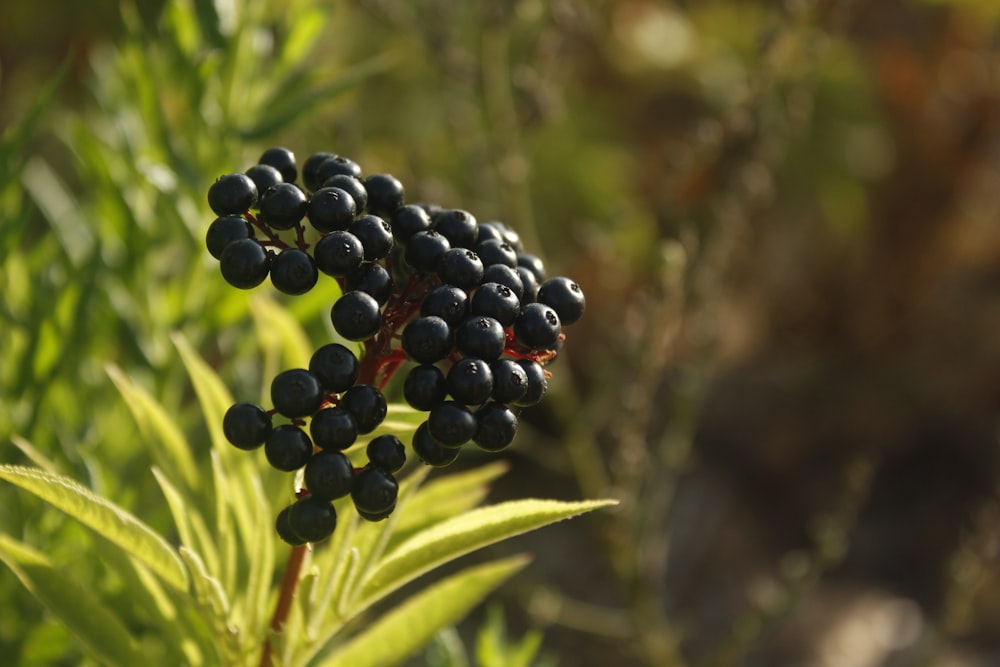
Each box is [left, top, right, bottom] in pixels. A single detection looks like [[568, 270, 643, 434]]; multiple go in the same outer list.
[[2, 0, 1000, 665]]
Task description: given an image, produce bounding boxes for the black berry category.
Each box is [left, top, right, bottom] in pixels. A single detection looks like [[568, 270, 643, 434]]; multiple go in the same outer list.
[[470, 282, 521, 327], [445, 357, 494, 405], [304, 450, 355, 500], [331, 291, 382, 341], [259, 182, 308, 230], [223, 402, 272, 450], [310, 406, 358, 450], [364, 173, 405, 217], [309, 343, 359, 393], [436, 248, 484, 290], [302, 151, 336, 192], [344, 262, 394, 305], [490, 359, 529, 404], [340, 384, 387, 434], [264, 424, 313, 471], [513, 302, 561, 350], [275, 506, 307, 546], [219, 238, 270, 289], [473, 402, 518, 452], [208, 173, 258, 215], [316, 154, 362, 182], [432, 208, 478, 248], [206, 215, 253, 260], [421, 284, 469, 327], [244, 164, 283, 198], [270, 248, 318, 295], [513, 359, 547, 407], [351, 465, 398, 517], [315, 230, 365, 277], [367, 434, 406, 473], [454, 315, 506, 361], [537, 277, 586, 325], [390, 204, 432, 243], [401, 316, 453, 364], [403, 364, 447, 411], [350, 214, 394, 261], [270, 368, 324, 418], [475, 239, 517, 268], [404, 230, 451, 274], [428, 401, 477, 447], [322, 174, 368, 211], [307, 186, 357, 233], [412, 421, 460, 467], [258, 146, 297, 183], [286, 496, 337, 543]]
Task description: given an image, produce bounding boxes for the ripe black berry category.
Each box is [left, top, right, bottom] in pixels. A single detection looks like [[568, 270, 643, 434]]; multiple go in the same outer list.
[[513, 359, 547, 407], [436, 248, 484, 290], [470, 282, 521, 327], [367, 434, 406, 473], [537, 277, 586, 326], [428, 401, 477, 447], [516, 253, 546, 282], [219, 238, 270, 289], [473, 402, 518, 452], [490, 359, 529, 404], [344, 262, 393, 305], [206, 215, 253, 260], [270, 248, 318, 295], [513, 303, 561, 350], [310, 406, 358, 450], [316, 154, 362, 182], [270, 368, 324, 418], [351, 465, 398, 517], [307, 186, 357, 233], [264, 424, 313, 471], [390, 205, 432, 243], [286, 496, 337, 543], [259, 182, 308, 230], [350, 214, 394, 261], [401, 316, 453, 364], [454, 315, 506, 361], [481, 264, 524, 301], [432, 208, 478, 248], [475, 239, 518, 268], [412, 421, 460, 467], [315, 230, 365, 277], [208, 173, 258, 215], [322, 174, 368, 211], [222, 402, 272, 450], [302, 151, 336, 192], [404, 230, 451, 274], [364, 173, 405, 217], [515, 265, 539, 304], [339, 384, 387, 434], [403, 364, 447, 411], [244, 164, 283, 198], [304, 450, 355, 500], [421, 284, 469, 327], [445, 357, 494, 405], [258, 146, 297, 183], [275, 506, 307, 546], [331, 291, 381, 341], [309, 343, 359, 393]]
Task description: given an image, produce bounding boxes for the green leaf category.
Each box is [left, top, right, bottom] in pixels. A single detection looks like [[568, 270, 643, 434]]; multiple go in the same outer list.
[[357, 498, 617, 610], [0, 533, 144, 666], [0, 465, 188, 591], [250, 294, 313, 371], [314, 556, 529, 667]]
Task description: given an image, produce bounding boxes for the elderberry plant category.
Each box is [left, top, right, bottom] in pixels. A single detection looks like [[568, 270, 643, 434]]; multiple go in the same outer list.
[[212, 147, 586, 546]]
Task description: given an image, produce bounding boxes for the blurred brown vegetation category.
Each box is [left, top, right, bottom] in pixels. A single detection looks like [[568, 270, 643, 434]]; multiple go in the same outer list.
[[5, 0, 1000, 665]]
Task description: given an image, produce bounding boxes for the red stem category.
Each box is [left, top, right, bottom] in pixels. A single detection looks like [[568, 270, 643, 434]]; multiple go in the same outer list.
[[258, 543, 309, 667]]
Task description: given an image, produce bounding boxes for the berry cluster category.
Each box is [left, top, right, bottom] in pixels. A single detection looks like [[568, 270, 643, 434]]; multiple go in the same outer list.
[[210, 147, 584, 546]]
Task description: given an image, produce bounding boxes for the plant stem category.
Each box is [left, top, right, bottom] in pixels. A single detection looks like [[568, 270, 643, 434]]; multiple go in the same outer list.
[[259, 543, 310, 667]]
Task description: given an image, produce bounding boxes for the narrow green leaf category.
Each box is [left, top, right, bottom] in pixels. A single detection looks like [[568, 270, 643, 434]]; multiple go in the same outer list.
[[170, 332, 234, 455], [358, 498, 617, 609], [152, 467, 219, 577], [107, 364, 200, 490], [9, 435, 61, 475], [314, 556, 529, 667], [0, 464, 189, 591], [0, 533, 144, 666]]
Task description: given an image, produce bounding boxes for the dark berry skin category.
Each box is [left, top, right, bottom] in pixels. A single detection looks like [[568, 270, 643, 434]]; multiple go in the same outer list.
[[340, 384, 387, 434], [432, 209, 478, 248], [454, 316, 506, 361], [367, 434, 406, 473], [513, 302, 561, 350], [349, 214, 394, 261], [364, 173, 405, 217], [401, 316, 453, 364], [356, 504, 396, 522], [310, 407, 358, 450], [264, 424, 314, 471], [403, 364, 447, 411], [315, 230, 365, 277], [390, 205, 432, 243], [479, 222, 522, 252], [473, 402, 518, 452], [516, 253, 546, 282], [275, 506, 307, 546], [316, 154, 362, 182], [474, 222, 504, 244], [428, 401, 477, 447], [475, 239, 518, 268], [308, 187, 357, 233], [537, 277, 585, 325], [208, 173, 258, 215], [259, 182, 308, 230], [470, 282, 521, 327], [322, 174, 368, 211], [421, 284, 469, 328], [344, 262, 393, 305], [436, 248, 484, 290], [351, 465, 398, 515], [271, 368, 324, 418], [302, 152, 336, 192], [331, 291, 382, 341], [404, 230, 451, 274], [259, 146, 297, 183], [446, 357, 494, 405], [270, 248, 318, 295], [490, 359, 528, 404], [286, 496, 337, 543], [512, 359, 547, 407], [309, 343, 359, 393], [515, 266, 539, 304], [206, 215, 253, 260], [223, 402, 272, 450], [219, 238, 270, 289], [244, 164, 283, 198], [412, 421, 460, 467], [481, 264, 524, 301], [304, 450, 355, 500]]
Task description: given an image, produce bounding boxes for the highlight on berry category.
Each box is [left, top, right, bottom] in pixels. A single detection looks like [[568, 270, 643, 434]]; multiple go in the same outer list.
[[210, 147, 585, 546]]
